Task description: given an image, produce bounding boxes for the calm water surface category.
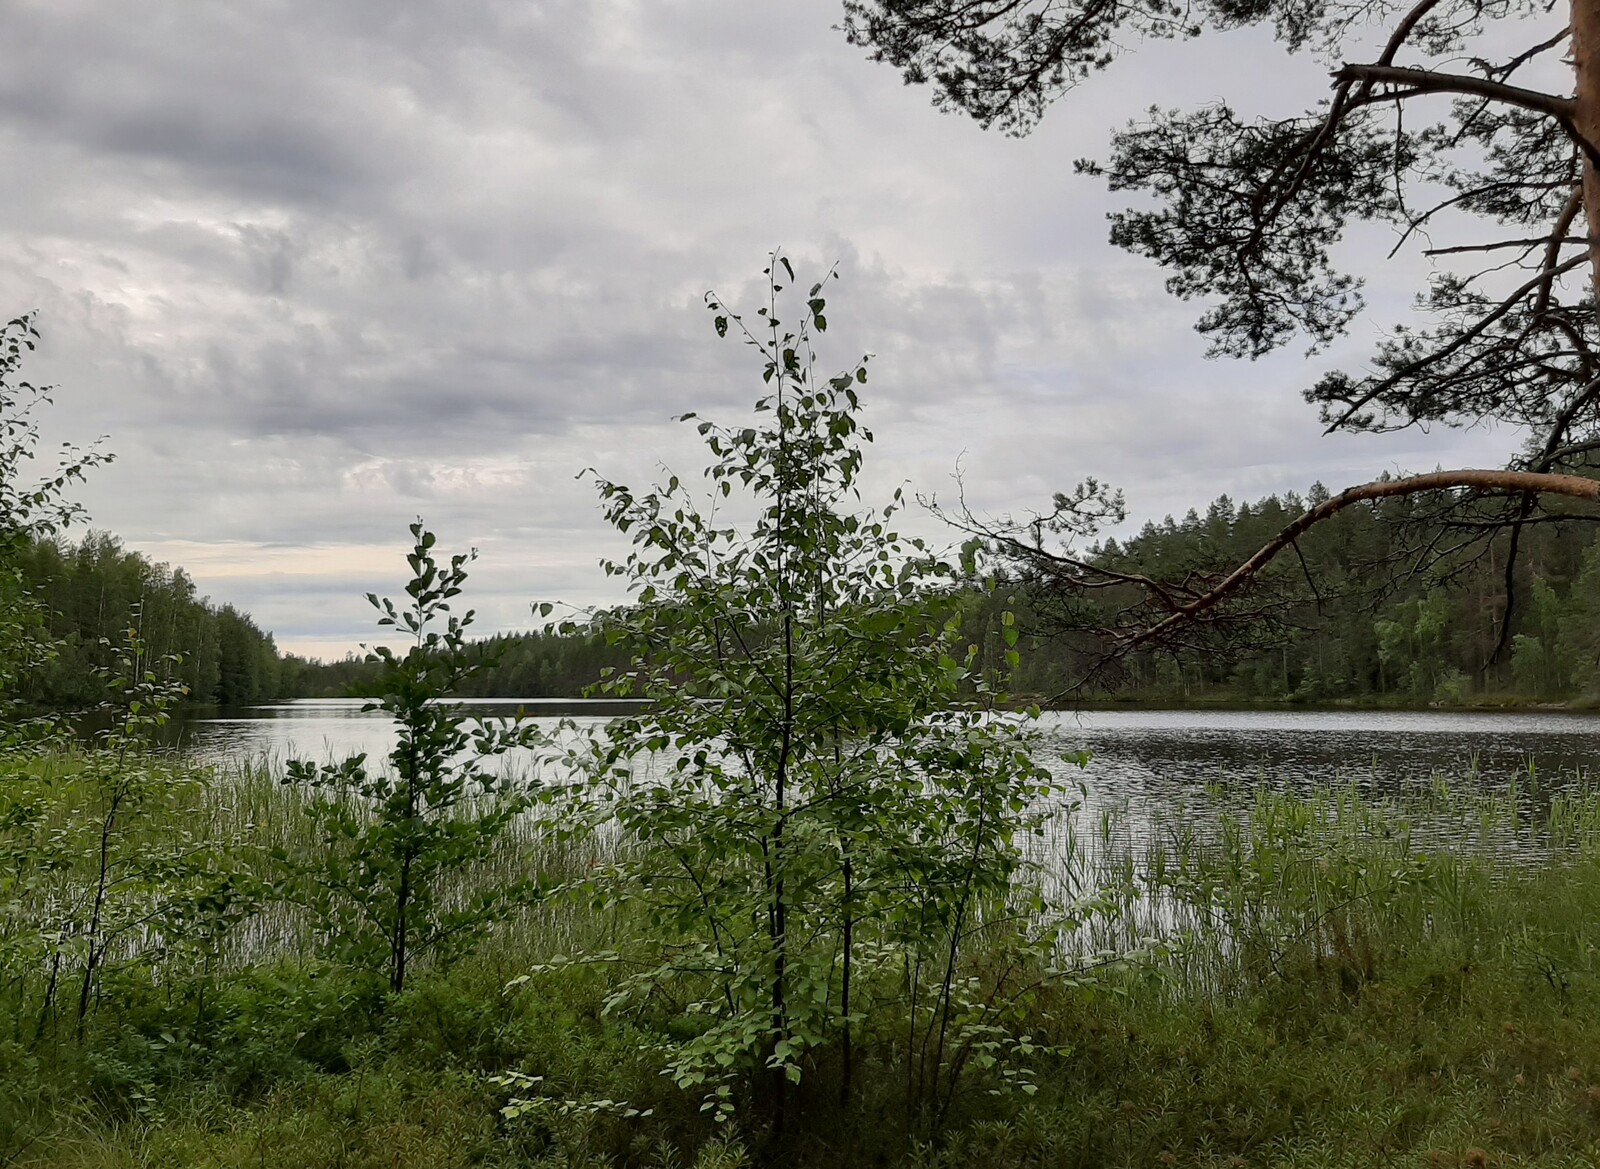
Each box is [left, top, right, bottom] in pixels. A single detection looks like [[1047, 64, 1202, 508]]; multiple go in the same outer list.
[[1039, 707, 1600, 859], [183, 699, 1600, 791], [180, 698, 643, 766], [1049, 707, 1600, 791], [176, 701, 1600, 874]]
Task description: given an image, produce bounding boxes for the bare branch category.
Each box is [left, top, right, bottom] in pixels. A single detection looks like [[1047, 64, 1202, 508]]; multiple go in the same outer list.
[[1545, 435, 1600, 463], [1332, 64, 1575, 123], [1476, 25, 1571, 83], [1535, 184, 1586, 319], [1486, 493, 1533, 668], [1527, 372, 1600, 470], [1423, 236, 1588, 256], [1371, 0, 1444, 76]]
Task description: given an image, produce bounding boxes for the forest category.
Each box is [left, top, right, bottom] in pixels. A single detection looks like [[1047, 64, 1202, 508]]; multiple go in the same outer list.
[[9, 534, 295, 708], [1010, 482, 1600, 705], [209, 481, 1600, 709], [17, 472, 1600, 714]]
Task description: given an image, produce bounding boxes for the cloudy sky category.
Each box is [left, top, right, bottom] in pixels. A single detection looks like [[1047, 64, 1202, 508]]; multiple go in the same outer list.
[[1, 0, 1525, 658]]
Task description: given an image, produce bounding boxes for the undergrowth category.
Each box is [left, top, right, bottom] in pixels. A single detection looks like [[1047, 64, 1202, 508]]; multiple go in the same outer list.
[[5, 748, 1600, 1166]]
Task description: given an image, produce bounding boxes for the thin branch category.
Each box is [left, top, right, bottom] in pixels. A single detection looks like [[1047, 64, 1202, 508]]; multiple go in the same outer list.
[[1326, 255, 1586, 431], [1487, 493, 1533, 668], [1389, 178, 1575, 259], [1441, 512, 1600, 528], [1423, 236, 1588, 256], [1335, 63, 1600, 165], [1289, 537, 1325, 614], [1544, 435, 1600, 464], [1533, 372, 1600, 468], [1475, 25, 1572, 83], [1534, 183, 1585, 320], [1372, 0, 1445, 76]]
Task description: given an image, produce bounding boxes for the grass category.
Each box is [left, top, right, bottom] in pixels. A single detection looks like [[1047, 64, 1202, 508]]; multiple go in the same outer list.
[[5, 745, 1600, 1167]]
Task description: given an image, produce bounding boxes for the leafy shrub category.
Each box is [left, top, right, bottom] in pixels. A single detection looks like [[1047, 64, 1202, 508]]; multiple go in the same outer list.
[[282, 523, 548, 994], [553, 259, 1058, 1134]]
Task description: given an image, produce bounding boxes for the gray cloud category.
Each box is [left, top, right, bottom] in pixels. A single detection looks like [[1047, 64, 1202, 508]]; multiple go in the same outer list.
[[0, 1, 1532, 655]]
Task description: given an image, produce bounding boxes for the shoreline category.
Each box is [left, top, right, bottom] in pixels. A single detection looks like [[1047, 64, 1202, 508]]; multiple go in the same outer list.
[[1034, 692, 1600, 715]]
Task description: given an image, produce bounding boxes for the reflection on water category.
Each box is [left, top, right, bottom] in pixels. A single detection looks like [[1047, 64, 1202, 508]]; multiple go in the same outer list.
[[1023, 708, 1600, 890], [183, 701, 1600, 791], [1048, 707, 1600, 793], [180, 701, 1600, 865], [179, 698, 649, 768]]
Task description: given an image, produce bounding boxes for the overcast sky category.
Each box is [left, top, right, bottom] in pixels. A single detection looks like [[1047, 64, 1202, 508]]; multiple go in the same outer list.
[[1, 0, 1527, 658]]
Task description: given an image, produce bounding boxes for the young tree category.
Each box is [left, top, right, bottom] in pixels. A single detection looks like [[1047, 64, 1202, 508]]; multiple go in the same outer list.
[[12, 622, 265, 1044], [0, 313, 111, 722], [839, 0, 1600, 655], [283, 523, 546, 995], [560, 259, 1057, 1133]]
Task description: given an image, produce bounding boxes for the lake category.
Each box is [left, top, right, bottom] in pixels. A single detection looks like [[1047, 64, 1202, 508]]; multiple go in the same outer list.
[[179, 699, 1600, 786], [174, 700, 1600, 892]]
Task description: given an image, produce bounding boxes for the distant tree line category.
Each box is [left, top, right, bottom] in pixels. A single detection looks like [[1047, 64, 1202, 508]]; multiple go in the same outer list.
[[10, 528, 634, 707], [13, 533, 293, 707], [980, 482, 1600, 706], [25, 485, 1600, 711], [289, 628, 634, 699], [296, 481, 1600, 708]]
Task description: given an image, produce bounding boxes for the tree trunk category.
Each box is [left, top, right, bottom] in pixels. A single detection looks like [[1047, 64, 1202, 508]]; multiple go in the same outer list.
[[1573, 0, 1600, 307]]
